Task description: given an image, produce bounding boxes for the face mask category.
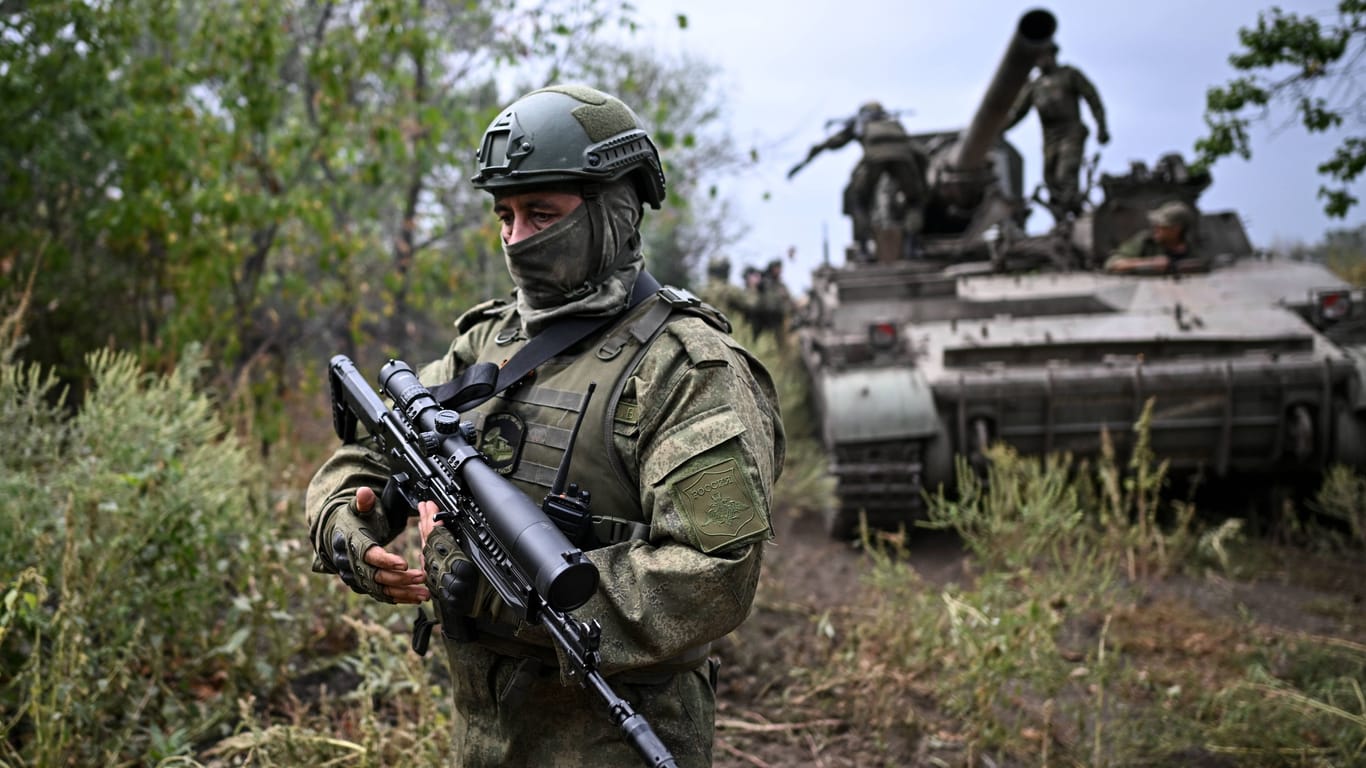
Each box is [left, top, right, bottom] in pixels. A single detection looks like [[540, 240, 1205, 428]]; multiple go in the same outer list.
[[501, 181, 645, 329], [503, 203, 596, 310]]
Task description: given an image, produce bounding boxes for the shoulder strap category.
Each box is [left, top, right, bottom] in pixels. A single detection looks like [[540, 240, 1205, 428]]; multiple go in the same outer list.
[[432, 271, 662, 412]]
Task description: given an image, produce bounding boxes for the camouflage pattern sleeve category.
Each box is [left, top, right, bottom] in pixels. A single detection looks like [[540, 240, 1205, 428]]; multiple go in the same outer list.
[[304, 441, 397, 574], [567, 317, 785, 676], [304, 301, 502, 579], [1072, 67, 1107, 134], [1104, 230, 1157, 270]]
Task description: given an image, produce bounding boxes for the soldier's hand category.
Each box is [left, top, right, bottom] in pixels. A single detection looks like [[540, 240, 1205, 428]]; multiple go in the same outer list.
[[329, 487, 429, 604], [417, 500, 440, 549], [1097, 127, 1110, 145]]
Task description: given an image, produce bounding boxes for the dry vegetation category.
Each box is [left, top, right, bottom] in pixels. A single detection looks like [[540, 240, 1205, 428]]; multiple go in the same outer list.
[[2, 329, 1364, 768]]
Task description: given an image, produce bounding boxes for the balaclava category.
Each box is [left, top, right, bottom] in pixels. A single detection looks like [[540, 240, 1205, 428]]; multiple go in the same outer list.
[[503, 179, 645, 336]]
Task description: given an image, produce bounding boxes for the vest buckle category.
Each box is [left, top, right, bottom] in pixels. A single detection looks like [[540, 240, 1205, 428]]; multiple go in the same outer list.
[[658, 286, 701, 308], [597, 337, 626, 360]]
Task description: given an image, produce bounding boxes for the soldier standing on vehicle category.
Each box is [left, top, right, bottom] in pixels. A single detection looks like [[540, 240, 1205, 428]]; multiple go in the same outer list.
[[305, 84, 785, 767], [1004, 42, 1109, 217], [788, 101, 927, 258], [1104, 200, 1206, 275]]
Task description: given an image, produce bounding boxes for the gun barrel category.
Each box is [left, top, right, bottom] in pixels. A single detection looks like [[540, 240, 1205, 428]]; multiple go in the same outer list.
[[949, 8, 1057, 173]]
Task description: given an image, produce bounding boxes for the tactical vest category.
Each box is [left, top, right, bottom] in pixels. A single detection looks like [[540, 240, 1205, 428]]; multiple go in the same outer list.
[[861, 117, 909, 145], [460, 288, 730, 547]]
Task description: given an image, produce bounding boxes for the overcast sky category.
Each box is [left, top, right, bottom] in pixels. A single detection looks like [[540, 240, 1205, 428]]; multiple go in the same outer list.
[[623, 0, 1362, 290]]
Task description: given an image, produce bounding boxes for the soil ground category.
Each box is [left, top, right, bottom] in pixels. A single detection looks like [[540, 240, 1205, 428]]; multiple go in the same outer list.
[[709, 505, 1366, 768]]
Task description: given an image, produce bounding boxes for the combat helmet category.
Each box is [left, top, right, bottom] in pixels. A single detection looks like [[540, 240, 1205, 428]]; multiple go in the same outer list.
[[707, 256, 732, 281], [472, 84, 667, 209], [857, 100, 887, 120]]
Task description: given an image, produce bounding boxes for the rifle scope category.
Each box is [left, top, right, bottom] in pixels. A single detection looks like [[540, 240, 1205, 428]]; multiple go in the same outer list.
[[378, 360, 599, 612]]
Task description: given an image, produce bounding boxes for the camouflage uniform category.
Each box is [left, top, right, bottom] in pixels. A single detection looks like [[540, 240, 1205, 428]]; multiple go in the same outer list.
[[749, 260, 793, 344], [799, 103, 927, 248], [1103, 230, 1201, 273], [1006, 57, 1108, 215], [1103, 201, 1203, 274], [698, 256, 757, 330], [306, 85, 785, 768]]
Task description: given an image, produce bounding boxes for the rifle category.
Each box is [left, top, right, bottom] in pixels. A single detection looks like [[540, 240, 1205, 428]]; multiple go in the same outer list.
[[328, 354, 679, 768]]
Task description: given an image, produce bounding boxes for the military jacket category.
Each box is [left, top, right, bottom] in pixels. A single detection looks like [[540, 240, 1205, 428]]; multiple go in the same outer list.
[[307, 289, 785, 677], [1007, 65, 1107, 142], [1105, 231, 1203, 274]]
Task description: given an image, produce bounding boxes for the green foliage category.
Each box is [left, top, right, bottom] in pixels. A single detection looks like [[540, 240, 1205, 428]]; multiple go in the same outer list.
[[0, 345, 302, 766], [1207, 635, 1366, 766], [724, 317, 836, 515], [1309, 464, 1366, 547], [1196, 0, 1365, 217], [796, 397, 1366, 765], [197, 614, 453, 767], [1318, 223, 1366, 285], [819, 404, 1221, 763], [3, 0, 722, 449]]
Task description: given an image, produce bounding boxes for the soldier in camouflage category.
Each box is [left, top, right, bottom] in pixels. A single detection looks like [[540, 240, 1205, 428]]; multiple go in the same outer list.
[[1004, 42, 1109, 217], [750, 259, 794, 345], [1104, 200, 1206, 275], [788, 101, 928, 256], [698, 255, 756, 331], [305, 84, 785, 767]]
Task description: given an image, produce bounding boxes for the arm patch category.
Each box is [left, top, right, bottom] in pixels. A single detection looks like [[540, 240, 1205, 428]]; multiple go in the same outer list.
[[670, 455, 768, 553]]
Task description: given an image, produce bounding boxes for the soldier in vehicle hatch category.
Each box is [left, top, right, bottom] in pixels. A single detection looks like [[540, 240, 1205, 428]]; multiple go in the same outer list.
[[1104, 200, 1207, 275], [788, 101, 927, 257], [1004, 42, 1109, 218]]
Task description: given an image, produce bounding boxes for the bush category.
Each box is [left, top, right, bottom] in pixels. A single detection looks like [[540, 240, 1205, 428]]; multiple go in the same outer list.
[[0, 344, 306, 765]]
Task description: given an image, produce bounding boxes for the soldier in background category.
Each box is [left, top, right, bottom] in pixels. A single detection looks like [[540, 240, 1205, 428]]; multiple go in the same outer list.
[[788, 101, 927, 257], [1005, 42, 1109, 217], [698, 255, 755, 327], [750, 258, 794, 344], [1104, 200, 1206, 275]]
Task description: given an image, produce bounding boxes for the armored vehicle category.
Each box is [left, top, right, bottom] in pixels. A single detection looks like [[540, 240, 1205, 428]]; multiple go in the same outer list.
[[797, 10, 1366, 537]]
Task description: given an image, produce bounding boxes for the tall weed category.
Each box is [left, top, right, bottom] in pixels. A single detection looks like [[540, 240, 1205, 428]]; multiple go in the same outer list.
[[822, 400, 1208, 764], [1309, 464, 1366, 548], [1207, 634, 1366, 766], [0, 344, 309, 766]]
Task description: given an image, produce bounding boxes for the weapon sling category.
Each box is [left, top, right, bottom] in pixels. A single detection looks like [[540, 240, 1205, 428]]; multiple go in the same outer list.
[[431, 271, 661, 412]]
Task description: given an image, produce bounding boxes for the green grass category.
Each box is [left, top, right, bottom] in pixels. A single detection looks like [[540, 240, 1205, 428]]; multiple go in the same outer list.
[[799, 400, 1365, 766]]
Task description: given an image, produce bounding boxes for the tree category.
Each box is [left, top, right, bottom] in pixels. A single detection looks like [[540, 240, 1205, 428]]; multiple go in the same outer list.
[[546, 39, 752, 288], [1196, 0, 1365, 218], [0, 0, 641, 442]]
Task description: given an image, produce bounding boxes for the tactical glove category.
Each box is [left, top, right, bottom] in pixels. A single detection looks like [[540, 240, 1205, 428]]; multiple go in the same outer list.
[[423, 525, 480, 642], [322, 493, 402, 602]]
